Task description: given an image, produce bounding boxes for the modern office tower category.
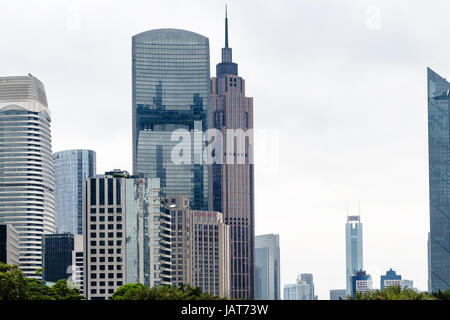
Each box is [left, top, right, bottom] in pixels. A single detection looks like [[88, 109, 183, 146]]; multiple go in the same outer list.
[[427, 67, 450, 292], [71, 234, 84, 295], [83, 170, 172, 300], [283, 283, 297, 300], [0, 75, 55, 278], [42, 233, 74, 283], [255, 234, 280, 300], [330, 289, 347, 300], [296, 277, 311, 300], [132, 28, 211, 212], [300, 273, 317, 300], [211, 9, 255, 299], [351, 270, 373, 298], [345, 215, 363, 295], [168, 196, 230, 297], [380, 268, 402, 291], [53, 149, 96, 234], [0, 223, 19, 265]]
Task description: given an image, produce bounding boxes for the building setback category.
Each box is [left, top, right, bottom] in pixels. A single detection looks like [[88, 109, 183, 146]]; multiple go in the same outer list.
[[168, 196, 230, 298], [345, 215, 363, 295], [0, 75, 55, 278], [53, 149, 96, 235], [255, 234, 280, 300], [83, 170, 172, 300], [0, 223, 19, 265], [132, 28, 211, 211], [427, 67, 450, 292], [211, 9, 255, 299]]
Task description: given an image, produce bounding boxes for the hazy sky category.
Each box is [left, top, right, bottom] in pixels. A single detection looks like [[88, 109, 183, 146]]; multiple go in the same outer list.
[[2, 0, 449, 299]]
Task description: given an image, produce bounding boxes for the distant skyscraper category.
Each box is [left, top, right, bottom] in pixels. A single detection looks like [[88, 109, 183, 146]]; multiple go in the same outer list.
[[351, 270, 372, 298], [168, 196, 230, 297], [283, 283, 297, 300], [427, 67, 450, 292], [42, 233, 74, 283], [300, 273, 317, 300], [132, 28, 211, 211], [255, 234, 280, 300], [0, 224, 19, 265], [345, 215, 363, 295], [53, 149, 96, 234], [380, 268, 402, 291], [0, 75, 55, 278], [211, 8, 255, 299], [329, 289, 347, 300], [83, 170, 172, 300], [296, 277, 311, 300]]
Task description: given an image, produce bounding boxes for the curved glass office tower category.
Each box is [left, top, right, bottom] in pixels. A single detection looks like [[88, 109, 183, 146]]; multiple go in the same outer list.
[[53, 149, 96, 234], [132, 29, 211, 211], [0, 75, 55, 278]]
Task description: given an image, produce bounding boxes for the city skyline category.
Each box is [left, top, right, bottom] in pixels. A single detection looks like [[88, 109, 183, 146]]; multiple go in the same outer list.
[[1, 0, 445, 298]]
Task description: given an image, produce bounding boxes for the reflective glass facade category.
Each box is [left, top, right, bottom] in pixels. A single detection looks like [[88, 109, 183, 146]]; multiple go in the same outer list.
[[132, 29, 211, 211], [345, 215, 363, 295], [0, 76, 55, 278], [427, 67, 450, 292], [53, 149, 96, 234], [255, 234, 280, 300], [42, 233, 74, 282]]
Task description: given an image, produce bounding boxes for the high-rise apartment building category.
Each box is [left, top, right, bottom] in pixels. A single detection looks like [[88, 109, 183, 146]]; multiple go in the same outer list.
[[168, 196, 230, 298], [255, 234, 280, 300], [427, 67, 450, 292], [53, 149, 96, 234], [380, 268, 402, 291], [0, 223, 19, 265], [211, 9, 255, 299], [132, 28, 211, 211], [83, 170, 172, 300], [0, 75, 55, 278], [345, 215, 363, 295]]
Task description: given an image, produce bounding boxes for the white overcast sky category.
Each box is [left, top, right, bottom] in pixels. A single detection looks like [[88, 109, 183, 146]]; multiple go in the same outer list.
[[2, 0, 449, 299]]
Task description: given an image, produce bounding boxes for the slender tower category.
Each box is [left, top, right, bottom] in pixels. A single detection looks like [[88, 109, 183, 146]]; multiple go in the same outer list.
[[345, 215, 363, 296], [211, 7, 255, 299]]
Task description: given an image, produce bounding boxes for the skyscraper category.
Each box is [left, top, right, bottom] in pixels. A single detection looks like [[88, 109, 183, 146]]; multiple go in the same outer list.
[[83, 170, 172, 300], [53, 149, 96, 234], [132, 28, 211, 211], [380, 268, 402, 291], [0, 75, 55, 278], [0, 223, 19, 265], [283, 283, 297, 300], [345, 215, 363, 295], [255, 234, 280, 300], [42, 233, 74, 283], [350, 270, 372, 298], [427, 67, 450, 292], [300, 273, 317, 300], [211, 8, 255, 299]]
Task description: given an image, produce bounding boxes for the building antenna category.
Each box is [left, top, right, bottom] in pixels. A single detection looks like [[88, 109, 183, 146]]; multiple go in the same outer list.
[[225, 4, 229, 48]]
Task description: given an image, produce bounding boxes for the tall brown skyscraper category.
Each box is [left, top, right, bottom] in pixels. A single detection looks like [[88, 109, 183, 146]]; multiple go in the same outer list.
[[211, 8, 255, 299]]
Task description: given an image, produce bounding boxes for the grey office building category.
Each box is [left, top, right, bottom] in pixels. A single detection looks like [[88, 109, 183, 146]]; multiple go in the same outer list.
[[255, 234, 280, 300], [283, 283, 297, 300], [53, 149, 96, 234], [427, 67, 450, 292], [330, 289, 347, 300], [0, 75, 55, 278], [346, 215, 363, 295], [132, 28, 211, 211], [0, 223, 19, 265], [300, 273, 317, 300]]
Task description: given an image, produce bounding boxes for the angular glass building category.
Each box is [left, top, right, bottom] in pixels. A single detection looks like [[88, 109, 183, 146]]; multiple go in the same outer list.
[[345, 215, 363, 295], [0, 75, 55, 278], [427, 67, 450, 292], [132, 28, 211, 211], [255, 234, 280, 300], [53, 149, 96, 234]]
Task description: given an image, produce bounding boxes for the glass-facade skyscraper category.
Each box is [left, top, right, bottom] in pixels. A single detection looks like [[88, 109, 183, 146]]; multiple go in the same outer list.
[[0, 75, 55, 278], [345, 215, 363, 295], [211, 10, 255, 299], [255, 234, 280, 300], [132, 28, 211, 211], [53, 149, 96, 234], [427, 67, 450, 292]]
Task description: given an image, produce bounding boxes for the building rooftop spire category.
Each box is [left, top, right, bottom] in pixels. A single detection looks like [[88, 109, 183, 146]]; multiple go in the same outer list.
[[216, 5, 238, 76], [225, 5, 228, 48]]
